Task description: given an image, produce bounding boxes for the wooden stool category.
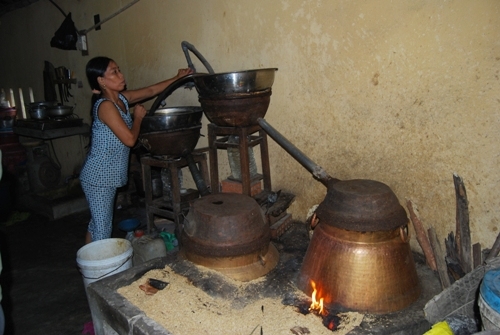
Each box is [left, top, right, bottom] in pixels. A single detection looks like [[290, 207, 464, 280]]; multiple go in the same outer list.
[[140, 151, 209, 238], [208, 123, 271, 196]]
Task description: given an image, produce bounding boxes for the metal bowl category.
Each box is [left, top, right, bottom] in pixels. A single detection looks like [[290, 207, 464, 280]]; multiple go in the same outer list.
[[193, 68, 278, 97], [141, 107, 203, 133]]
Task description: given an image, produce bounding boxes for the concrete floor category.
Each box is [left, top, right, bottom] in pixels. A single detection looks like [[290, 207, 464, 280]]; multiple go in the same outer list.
[[0, 200, 143, 335]]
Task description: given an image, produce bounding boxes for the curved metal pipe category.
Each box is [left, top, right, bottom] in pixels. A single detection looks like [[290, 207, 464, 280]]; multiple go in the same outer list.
[[257, 118, 333, 187], [181, 41, 215, 74], [148, 75, 195, 115]]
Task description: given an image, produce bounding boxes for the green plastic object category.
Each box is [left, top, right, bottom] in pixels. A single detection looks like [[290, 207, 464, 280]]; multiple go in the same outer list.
[[159, 232, 177, 251]]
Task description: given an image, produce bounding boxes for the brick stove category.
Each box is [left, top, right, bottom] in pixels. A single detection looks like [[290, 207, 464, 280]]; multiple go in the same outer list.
[[86, 222, 441, 335]]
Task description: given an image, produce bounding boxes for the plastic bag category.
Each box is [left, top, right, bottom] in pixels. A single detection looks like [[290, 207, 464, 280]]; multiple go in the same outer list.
[[50, 12, 78, 50]]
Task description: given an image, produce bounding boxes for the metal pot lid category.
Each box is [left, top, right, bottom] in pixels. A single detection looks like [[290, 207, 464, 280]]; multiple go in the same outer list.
[[315, 179, 408, 232]]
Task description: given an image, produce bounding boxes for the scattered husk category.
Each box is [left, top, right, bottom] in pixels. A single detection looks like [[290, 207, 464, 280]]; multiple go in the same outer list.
[[118, 266, 364, 335]]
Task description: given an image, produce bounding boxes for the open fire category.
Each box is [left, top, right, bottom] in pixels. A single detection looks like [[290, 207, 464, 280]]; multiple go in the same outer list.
[[295, 280, 341, 332]]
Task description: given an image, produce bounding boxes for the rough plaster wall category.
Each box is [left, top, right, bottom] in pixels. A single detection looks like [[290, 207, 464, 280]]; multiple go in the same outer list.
[[1, 0, 499, 252]]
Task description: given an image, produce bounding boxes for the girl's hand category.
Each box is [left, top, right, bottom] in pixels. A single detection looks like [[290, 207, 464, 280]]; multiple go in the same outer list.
[[176, 68, 194, 79], [133, 104, 147, 121]]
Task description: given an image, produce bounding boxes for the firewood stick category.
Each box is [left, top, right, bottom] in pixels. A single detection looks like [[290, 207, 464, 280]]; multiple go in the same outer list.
[[485, 232, 500, 262], [453, 173, 472, 273], [473, 243, 482, 268], [428, 227, 451, 289], [407, 199, 437, 271]]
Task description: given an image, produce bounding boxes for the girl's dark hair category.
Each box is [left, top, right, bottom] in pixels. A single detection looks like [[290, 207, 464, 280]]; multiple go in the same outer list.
[[86, 56, 112, 110], [85, 57, 112, 151]]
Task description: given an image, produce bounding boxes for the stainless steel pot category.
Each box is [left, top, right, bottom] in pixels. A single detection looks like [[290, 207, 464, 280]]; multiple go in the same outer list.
[[140, 105, 203, 156], [29, 106, 48, 120], [140, 107, 202, 133], [28, 101, 58, 109], [193, 68, 278, 97]]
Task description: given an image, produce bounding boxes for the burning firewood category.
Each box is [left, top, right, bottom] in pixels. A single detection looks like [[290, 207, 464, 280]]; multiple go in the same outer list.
[[285, 280, 342, 332], [322, 314, 340, 331]]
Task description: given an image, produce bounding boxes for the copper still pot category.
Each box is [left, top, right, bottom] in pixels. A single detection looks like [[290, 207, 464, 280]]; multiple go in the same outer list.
[[256, 119, 420, 313], [296, 179, 421, 314], [180, 193, 279, 281]]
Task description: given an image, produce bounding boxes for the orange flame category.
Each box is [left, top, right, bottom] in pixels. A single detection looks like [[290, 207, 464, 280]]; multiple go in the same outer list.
[[309, 280, 325, 315]]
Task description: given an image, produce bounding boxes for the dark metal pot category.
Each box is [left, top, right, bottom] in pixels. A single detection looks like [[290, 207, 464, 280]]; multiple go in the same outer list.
[[180, 193, 279, 281], [47, 105, 74, 117], [199, 88, 272, 127], [29, 106, 48, 120], [139, 125, 201, 156]]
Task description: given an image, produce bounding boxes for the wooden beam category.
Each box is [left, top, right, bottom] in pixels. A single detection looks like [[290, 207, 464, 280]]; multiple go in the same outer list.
[[428, 227, 451, 289], [473, 243, 482, 269]]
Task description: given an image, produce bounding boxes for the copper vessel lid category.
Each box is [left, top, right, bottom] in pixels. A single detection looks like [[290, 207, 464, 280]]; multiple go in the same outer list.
[[315, 179, 408, 232]]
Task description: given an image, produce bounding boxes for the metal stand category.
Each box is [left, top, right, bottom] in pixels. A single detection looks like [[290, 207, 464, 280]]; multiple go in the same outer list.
[[141, 152, 209, 238], [208, 123, 271, 196]]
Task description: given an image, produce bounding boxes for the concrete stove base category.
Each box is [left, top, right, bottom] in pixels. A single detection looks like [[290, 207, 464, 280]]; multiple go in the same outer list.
[[86, 222, 442, 335]]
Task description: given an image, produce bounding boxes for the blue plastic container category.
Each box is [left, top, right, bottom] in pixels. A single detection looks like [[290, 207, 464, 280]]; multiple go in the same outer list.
[[479, 269, 500, 330], [118, 218, 140, 232], [481, 269, 500, 313]]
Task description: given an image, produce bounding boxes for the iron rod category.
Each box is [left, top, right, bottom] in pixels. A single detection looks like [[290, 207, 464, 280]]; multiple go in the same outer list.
[[257, 118, 331, 186]]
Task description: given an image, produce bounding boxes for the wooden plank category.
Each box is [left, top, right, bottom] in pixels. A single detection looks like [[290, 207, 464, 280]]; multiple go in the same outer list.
[[428, 227, 451, 290], [485, 232, 500, 262], [445, 232, 465, 282], [453, 173, 472, 273], [473, 243, 482, 269]]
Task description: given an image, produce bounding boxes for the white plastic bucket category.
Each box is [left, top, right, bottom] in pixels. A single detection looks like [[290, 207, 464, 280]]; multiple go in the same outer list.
[[76, 238, 133, 289]]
